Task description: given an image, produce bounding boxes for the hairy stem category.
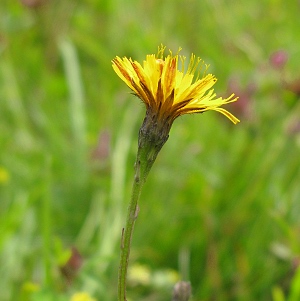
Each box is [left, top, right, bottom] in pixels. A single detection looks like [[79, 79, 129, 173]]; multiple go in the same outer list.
[[118, 111, 170, 300], [118, 157, 143, 301]]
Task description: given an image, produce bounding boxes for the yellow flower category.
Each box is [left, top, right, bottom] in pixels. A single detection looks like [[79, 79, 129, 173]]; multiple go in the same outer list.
[[22, 281, 40, 293], [70, 292, 97, 301], [113, 48, 240, 300], [112, 46, 240, 181], [0, 167, 9, 184], [112, 46, 239, 126]]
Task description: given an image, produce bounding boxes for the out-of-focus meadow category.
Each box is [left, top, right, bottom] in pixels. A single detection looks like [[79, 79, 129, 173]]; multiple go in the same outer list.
[[1, 0, 300, 300]]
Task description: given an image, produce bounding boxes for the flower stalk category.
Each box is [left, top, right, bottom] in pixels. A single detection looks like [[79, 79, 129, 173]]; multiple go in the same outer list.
[[118, 111, 170, 300]]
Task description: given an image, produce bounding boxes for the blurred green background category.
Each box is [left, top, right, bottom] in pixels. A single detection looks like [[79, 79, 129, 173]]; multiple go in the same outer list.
[[1, 0, 300, 300]]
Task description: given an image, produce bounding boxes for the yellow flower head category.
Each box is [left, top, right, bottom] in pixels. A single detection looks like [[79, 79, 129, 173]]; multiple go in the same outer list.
[[112, 46, 239, 126], [70, 292, 97, 301], [0, 167, 9, 184]]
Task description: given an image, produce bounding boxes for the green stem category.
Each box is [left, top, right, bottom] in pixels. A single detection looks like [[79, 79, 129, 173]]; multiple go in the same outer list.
[[118, 145, 154, 300], [118, 111, 170, 300], [118, 157, 144, 301]]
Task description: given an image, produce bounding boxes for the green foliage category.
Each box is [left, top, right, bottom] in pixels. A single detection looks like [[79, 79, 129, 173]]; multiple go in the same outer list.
[[1, 0, 300, 300]]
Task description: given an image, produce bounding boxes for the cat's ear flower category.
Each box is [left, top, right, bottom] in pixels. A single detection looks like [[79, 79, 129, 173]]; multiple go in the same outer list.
[[113, 47, 240, 300], [112, 46, 239, 128], [112, 46, 240, 178]]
